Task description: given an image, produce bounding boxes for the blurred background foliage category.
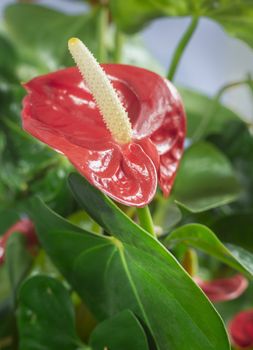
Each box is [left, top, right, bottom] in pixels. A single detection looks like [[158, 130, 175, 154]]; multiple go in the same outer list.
[[0, 1, 253, 349]]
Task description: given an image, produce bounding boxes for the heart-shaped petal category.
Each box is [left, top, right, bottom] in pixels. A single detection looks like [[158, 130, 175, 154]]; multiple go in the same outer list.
[[22, 65, 186, 206]]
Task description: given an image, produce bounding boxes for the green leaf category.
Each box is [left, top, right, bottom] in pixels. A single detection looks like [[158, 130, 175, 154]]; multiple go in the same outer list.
[[89, 310, 149, 350], [0, 209, 19, 236], [208, 120, 253, 210], [0, 267, 11, 305], [0, 114, 56, 198], [207, 1, 253, 50], [0, 234, 33, 347], [28, 176, 230, 350], [4, 3, 164, 77], [173, 142, 241, 212], [122, 35, 164, 75], [18, 276, 148, 350], [178, 87, 239, 139], [1, 107, 75, 214], [109, 0, 192, 33], [18, 275, 82, 350], [212, 213, 253, 252], [165, 223, 253, 278], [110, 0, 253, 50], [5, 233, 33, 299], [0, 34, 18, 79], [0, 303, 15, 350], [68, 210, 101, 234], [0, 266, 13, 341], [153, 197, 182, 233], [0, 233, 33, 348], [4, 4, 98, 74]]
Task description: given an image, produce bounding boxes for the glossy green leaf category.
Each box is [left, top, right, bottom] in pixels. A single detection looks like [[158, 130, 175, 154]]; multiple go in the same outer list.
[[5, 233, 33, 298], [153, 197, 182, 233], [166, 223, 253, 278], [0, 209, 19, 235], [1, 106, 75, 214], [4, 4, 98, 73], [109, 0, 194, 33], [122, 35, 164, 74], [68, 210, 101, 234], [27, 160, 75, 216], [0, 233, 33, 349], [29, 194, 230, 350], [110, 0, 253, 50], [18, 275, 148, 350], [31, 173, 230, 350], [0, 34, 18, 80], [0, 114, 56, 201], [0, 267, 11, 305], [18, 275, 83, 350], [208, 120, 253, 210], [173, 142, 241, 212], [178, 87, 239, 139], [0, 267, 13, 345], [4, 3, 163, 77], [212, 213, 253, 252], [90, 310, 149, 350], [0, 212, 15, 318], [208, 1, 253, 50], [0, 301, 14, 350], [0, 34, 17, 65]]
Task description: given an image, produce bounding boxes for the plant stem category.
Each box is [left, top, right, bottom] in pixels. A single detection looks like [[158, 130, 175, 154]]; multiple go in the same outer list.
[[192, 78, 252, 142], [153, 194, 176, 227], [2, 116, 33, 141], [97, 5, 108, 62], [182, 248, 198, 277], [114, 27, 124, 63], [137, 206, 156, 237], [167, 17, 199, 81], [216, 79, 252, 99], [125, 207, 136, 219]]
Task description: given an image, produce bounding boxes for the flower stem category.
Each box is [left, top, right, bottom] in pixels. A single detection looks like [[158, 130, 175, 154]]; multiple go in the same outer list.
[[97, 5, 108, 62], [167, 17, 199, 81], [192, 78, 252, 142], [182, 248, 198, 277], [114, 27, 124, 63], [216, 78, 253, 99], [137, 206, 156, 237]]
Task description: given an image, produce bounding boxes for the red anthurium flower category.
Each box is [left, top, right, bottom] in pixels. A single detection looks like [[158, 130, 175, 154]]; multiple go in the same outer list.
[[21, 38, 186, 207], [0, 219, 37, 265], [229, 310, 253, 349], [196, 274, 248, 302]]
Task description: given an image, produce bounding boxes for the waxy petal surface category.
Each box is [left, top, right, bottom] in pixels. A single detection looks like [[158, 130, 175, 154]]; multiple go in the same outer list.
[[22, 65, 185, 206], [196, 274, 248, 302]]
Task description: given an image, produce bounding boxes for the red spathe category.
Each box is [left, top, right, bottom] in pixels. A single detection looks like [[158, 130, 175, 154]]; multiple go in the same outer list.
[[196, 274, 248, 302], [229, 309, 253, 349], [22, 65, 186, 206], [0, 219, 37, 264]]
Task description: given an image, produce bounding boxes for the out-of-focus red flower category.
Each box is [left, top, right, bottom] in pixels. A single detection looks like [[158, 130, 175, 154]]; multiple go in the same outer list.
[[196, 274, 248, 302], [0, 219, 37, 265], [229, 309, 253, 349], [22, 65, 186, 207]]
